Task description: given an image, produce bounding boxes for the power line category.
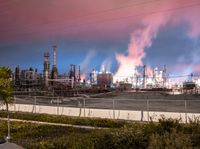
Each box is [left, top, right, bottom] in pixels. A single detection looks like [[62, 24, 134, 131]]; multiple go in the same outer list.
[[68, 0, 162, 21], [5, 0, 200, 38], [2, 0, 163, 33], [64, 1, 200, 29], [37, 0, 200, 36]]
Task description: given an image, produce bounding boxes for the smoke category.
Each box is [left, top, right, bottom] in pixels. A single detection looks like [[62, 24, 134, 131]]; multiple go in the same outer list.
[[177, 47, 200, 75], [114, 14, 169, 82], [114, 0, 200, 82], [177, 6, 200, 38], [100, 57, 112, 73], [80, 50, 96, 76], [163, 1, 200, 75]]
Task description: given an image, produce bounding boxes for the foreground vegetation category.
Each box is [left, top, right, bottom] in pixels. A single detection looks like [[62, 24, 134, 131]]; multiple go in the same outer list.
[[0, 67, 14, 141], [0, 112, 200, 148], [0, 111, 126, 128]]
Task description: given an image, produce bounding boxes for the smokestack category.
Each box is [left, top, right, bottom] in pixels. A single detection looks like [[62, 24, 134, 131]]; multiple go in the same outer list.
[[15, 65, 20, 85], [53, 46, 56, 67], [163, 65, 167, 87], [51, 46, 58, 79], [143, 65, 147, 89], [78, 65, 81, 82], [43, 52, 50, 87], [69, 64, 76, 81]]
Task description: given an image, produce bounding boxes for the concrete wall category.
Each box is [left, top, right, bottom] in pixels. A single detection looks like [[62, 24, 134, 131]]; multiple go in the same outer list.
[[0, 104, 200, 123]]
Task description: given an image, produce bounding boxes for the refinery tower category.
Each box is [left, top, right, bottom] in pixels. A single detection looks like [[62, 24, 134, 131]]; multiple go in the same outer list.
[[43, 51, 50, 87], [51, 46, 58, 79]]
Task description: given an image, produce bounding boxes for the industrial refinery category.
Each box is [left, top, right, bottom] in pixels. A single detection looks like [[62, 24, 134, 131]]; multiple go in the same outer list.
[[13, 46, 200, 97]]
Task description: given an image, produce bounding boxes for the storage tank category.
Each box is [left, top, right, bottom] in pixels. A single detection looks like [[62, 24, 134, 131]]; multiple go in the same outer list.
[[97, 72, 113, 88]]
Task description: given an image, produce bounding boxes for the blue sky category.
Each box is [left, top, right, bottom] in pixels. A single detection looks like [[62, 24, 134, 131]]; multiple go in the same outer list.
[[0, 0, 200, 77]]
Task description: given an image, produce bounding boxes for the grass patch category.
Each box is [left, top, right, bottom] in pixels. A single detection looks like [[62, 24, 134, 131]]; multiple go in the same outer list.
[[0, 111, 126, 128], [0, 111, 200, 148]]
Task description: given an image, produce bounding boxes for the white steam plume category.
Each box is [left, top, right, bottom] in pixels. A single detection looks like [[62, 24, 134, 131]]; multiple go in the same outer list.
[[113, 0, 200, 83], [100, 57, 112, 73], [80, 50, 96, 80], [114, 14, 169, 82]]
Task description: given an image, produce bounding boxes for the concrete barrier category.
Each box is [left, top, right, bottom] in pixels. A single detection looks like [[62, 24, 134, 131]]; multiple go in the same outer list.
[[0, 104, 200, 123]]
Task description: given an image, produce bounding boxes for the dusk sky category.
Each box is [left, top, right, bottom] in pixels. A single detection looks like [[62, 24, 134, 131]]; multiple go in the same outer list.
[[0, 0, 200, 77]]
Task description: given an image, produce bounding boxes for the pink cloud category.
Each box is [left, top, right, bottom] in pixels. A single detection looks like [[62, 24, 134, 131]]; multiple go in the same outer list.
[[0, 0, 199, 42]]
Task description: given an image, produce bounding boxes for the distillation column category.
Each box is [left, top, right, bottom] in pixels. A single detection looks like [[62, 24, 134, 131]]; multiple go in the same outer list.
[[51, 46, 58, 79], [43, 52, 50, 87]]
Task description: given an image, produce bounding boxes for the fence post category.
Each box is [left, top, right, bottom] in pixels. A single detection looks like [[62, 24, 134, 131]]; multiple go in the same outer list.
[[147, 99, 149, 122], [141, 110, 143, 122], [78, 100, 82, 117], [113, 99, 115, 119], [34, 96, 36, 113], [83, 98, 85, 117], [185, 99, 187, 123], [57, 97, 59, 115], [14, 96, 16, 112]]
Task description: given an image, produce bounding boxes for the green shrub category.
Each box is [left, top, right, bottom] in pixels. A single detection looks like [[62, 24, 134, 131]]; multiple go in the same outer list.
[[157, 118, 182, 134], [0, 114, 200, 148], [148, 128, 191, 149]]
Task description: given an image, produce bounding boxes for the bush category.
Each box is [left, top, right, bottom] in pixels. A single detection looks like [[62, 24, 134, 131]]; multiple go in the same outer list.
[[148, 129, 191, 149], [0, 114, 200, 148]]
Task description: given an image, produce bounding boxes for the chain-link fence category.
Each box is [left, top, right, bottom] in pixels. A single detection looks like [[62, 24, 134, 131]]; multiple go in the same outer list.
[[0, 95, 196, 122], [12, 95, 200, 115], [14, 96, 200, 112]]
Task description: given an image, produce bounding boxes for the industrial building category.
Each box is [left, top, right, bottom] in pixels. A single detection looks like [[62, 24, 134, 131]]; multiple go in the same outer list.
[[13, 46, 200, 97], [14, 66, 43, 92]]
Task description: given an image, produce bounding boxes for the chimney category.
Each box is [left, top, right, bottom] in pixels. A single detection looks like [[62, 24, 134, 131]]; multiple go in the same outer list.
[[53, 46, 56, 67], [51, 46, 58, 79], [143, 65, 146, 88], [78, 65, 81, 82], [43, 52, 50, 87], [163, 65, 167, 87]]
